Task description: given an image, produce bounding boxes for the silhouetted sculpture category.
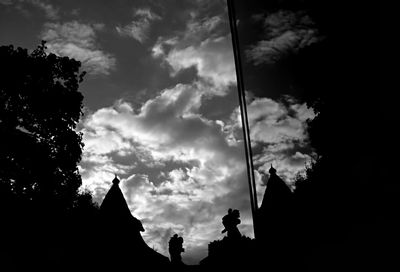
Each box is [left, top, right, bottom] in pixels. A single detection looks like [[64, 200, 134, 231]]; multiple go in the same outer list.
[[169, 234, 185, 265], [200, 208, 256, 270], [98, 175, 170, 270], [221, 208, 241, 240]]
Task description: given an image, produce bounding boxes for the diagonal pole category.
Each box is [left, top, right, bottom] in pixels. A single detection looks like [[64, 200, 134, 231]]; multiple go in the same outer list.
[[227, 0, 259, 238]]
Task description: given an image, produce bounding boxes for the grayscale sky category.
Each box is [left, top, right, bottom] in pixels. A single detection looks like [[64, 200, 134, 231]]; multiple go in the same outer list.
[[0, 0, 317, 264]]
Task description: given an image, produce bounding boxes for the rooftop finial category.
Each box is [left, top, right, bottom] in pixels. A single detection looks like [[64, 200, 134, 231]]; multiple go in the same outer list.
[[269, 164, 277, 175], [112, 174, 120, 185]]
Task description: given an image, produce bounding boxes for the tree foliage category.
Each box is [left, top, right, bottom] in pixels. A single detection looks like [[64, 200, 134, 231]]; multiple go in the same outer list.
[[0, 42, 101, 269], [0, 41, 86, 208]]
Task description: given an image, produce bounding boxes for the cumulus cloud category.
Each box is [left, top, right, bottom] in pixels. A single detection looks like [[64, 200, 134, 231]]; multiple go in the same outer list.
[[151, 15, 224, 58], [40, 21, 116, 75], [79, 81, 315, 262], [247, 97, 314, 144], [151, 37, 178, 58], [246, 10, 322, 65], [151, 15, 235, 94], [76, 7, 316, 264], [224, 95, 315, 196], [165, 36, 236, 91], [116, 8, 161, 43], [184, 15, 225, 44], [79, 80, 255, 262]]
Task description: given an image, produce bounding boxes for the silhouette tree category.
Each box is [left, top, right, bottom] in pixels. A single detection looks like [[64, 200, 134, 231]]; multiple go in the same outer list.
[[271, 2, 386, 269], [0, 41, 85, 207], [0, 41, 95, 270], [225, 0, 386, 270]]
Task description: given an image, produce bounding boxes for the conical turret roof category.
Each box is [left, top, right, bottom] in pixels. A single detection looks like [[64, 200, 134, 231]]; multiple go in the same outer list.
[[260, 166, 292, 212], [99, 176, 170, 268], [100, 176, 139, 227], [257, 166, 294, 245]]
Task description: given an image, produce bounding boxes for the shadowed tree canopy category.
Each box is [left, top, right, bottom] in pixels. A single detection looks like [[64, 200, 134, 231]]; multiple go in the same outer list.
[[0, 41, 86, 208], [0, 42, 102, 270]]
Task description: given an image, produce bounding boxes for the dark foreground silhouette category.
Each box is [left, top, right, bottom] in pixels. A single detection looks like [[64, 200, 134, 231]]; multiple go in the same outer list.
[[0, 42, 98, 271], [0, 0, 390, 269], [200, 208, 255, 270], [98, 176, 170, 270], [169, 234, 185, 266]]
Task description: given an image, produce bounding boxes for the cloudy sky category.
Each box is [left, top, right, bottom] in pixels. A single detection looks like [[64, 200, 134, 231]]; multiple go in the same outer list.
[[1, 0, 319, 264]]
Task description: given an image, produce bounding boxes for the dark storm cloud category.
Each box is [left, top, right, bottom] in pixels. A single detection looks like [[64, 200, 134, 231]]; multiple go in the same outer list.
[[246, 10, 322, 65]]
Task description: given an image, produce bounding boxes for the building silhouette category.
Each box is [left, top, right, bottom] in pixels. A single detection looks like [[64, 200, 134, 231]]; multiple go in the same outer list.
[[257, 165, 296, 271], [258, 165, 293, 238], [94, 169, 298, 271], [98, 175, 170, 270]]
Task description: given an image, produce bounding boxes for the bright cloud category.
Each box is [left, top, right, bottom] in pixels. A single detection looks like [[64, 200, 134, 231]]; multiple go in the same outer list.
[[249, 96, 315, 198], [247, 97, 314, 144], [165, 36, 236, 91], [223, 94, 315, 202], [1, 0, 320, 266], [116, 8, 161, 43], [79, 81, 254, 261], [41, 21, 116, 75], [79, 81, 315, 262], [78, 9, 316, 261], [152, 15, 235, 94], [77, 5, 315, 264]]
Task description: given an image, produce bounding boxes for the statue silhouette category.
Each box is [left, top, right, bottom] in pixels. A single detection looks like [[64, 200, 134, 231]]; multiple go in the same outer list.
[[168, 234, 185, 265], [200, 208, 256, 270], [221, 208, 241, 240]]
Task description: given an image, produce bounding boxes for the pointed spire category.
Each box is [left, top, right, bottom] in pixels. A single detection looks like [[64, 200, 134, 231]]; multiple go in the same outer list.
[[260, 164, 292, 213], [112, 174, 120, 185], [269, 164, 277, 175], [99, 176, 170, 267]]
